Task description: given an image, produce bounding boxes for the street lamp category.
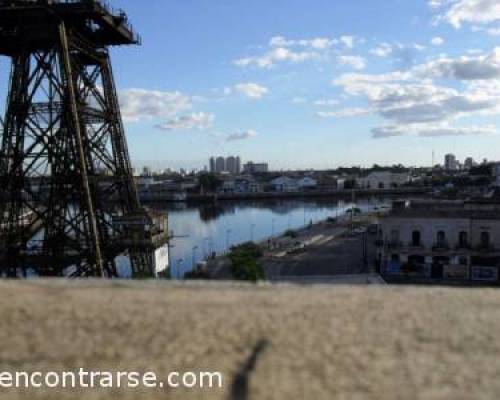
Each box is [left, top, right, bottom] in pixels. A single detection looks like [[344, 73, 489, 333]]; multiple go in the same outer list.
[[192, 246, 198, 268], [226, 229, 232, 251], [203, 237, 209, 258], [209, 237, 214, 257], [176, 258, 184, 280], [271, 219, 275, 238]]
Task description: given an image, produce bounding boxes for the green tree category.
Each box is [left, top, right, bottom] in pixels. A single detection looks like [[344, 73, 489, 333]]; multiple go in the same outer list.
[[198, 173, 222, 193]]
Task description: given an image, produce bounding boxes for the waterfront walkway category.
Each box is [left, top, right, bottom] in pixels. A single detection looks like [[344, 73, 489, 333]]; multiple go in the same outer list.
[[208, 213, 381, 282]]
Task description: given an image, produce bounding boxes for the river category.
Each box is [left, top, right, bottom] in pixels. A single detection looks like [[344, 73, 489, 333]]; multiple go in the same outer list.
[[150, 197, 391, 278]]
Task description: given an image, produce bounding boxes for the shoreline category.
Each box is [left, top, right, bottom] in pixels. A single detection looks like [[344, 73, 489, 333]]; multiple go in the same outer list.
[[142, 187, 430, 204], [203, 211, 382, 280]]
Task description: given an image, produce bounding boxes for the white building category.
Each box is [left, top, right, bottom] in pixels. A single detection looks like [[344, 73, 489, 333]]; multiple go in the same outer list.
[[445, 154, 457, 171], [358, 171, 409, 189], [235, 176, 261, 193], [270, 176, 298, 192], [378, 200, 500, 282], [297, 177, 318, 190]]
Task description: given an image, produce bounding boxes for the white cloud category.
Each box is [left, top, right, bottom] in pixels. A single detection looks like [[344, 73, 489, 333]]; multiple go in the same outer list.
[[233, 82, 269, 99], [370, 43, 393, 57], [314, 99, 340, 106], [334, 48, 500, 138], [487, 27, 500, 35], [234, 47, 318, 69], [119, 89, 192, 122], [234, 34, 360, 69], [340, 35, 356, 49], [316, 107, 371, 118], [431, 36, 445, 45], [337, 55, 366, 70], [373, 123, 497, 138], [269, 36, 335, 50], [415, 48, 500, 80], [155, 112, 215, 131], [291, 96, 308, 104], [226, 130, 258, 142], [430, 0, 500, 28]]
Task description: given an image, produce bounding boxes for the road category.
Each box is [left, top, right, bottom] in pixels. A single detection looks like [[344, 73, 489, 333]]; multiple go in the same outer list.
[[262, 219, 379, 282]]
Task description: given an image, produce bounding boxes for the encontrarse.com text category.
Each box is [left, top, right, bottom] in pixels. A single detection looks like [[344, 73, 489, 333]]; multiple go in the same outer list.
[[0, 369, 223, 390]]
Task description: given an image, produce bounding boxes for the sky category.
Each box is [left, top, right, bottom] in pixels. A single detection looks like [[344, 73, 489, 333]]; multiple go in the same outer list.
[[6, 0, 500, 171]]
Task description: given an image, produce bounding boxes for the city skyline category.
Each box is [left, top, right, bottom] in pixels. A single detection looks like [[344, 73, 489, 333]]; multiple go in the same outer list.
[[2, 0, 499, 170]]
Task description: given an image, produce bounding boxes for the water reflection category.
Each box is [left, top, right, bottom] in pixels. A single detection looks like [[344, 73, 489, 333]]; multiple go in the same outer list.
[[150, 197, 390, 279]]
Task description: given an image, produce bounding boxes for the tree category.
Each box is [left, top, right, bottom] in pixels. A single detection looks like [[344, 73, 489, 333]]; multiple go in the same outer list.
[[198, 173, 222, 193], [229, 242, 265, 282]]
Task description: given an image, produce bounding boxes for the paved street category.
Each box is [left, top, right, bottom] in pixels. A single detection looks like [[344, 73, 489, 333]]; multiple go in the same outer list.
[[263, 221, 379, 282]]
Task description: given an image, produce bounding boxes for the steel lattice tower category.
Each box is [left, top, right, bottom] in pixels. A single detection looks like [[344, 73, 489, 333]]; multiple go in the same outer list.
[[0, 0, 168, 277]]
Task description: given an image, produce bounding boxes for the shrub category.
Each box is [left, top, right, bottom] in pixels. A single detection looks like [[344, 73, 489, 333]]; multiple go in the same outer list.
[[228, 242, 265, 282]]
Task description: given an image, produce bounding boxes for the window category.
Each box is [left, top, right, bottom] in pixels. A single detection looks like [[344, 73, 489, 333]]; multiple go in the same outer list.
[[390, 229, 400, 245], [411, 230, 421, 247], [480, 232, 490, 249], [436, 231, 446, 247], [458, 231, 468, 248], [459, 257, 468, 266]]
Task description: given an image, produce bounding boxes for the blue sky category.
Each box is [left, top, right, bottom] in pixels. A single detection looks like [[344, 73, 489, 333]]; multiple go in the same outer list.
[[6, 0, 500, 171]]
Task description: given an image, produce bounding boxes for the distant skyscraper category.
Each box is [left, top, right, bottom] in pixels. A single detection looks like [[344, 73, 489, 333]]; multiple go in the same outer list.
[[226, 156, 241, 174], [464, 157, 475, 170], [444, 154, 457, 171], [215, 157, 225, 173], [209, 157, 216, 173], [236, 156, 241, 174]]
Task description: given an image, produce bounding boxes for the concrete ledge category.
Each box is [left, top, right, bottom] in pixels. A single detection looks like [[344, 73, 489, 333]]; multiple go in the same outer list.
[[1, 281, 500, 399]]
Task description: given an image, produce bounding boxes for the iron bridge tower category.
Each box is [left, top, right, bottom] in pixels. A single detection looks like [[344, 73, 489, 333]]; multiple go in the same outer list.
[[0, 0, 168, 277]]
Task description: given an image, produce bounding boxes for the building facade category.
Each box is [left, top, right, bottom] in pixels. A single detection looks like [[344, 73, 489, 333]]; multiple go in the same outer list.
[[225, 156, 241, 174], [210, 156, 242, 174], [378, 200, 500, 283], [358, 171, 410, 189], [270, 176, 299, 192], [297, 177, 318, 190], [445, 154, 457, 171], [243, 162, 269, 174], [215, 157, 225, 173]]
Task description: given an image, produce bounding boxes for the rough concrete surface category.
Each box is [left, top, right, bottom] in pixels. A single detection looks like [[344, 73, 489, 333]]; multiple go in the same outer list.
[[1, 280, 500, 399]]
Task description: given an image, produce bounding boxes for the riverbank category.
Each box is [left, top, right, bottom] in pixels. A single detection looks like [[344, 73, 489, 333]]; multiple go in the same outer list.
[[206, 212, 382, 281], [142, 187, 429, 203]]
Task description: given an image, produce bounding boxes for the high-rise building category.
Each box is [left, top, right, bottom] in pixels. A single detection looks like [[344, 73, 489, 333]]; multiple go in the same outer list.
[[210, 155, 242, 174], [236, 156, 241, 174], [226, 156, 236, 174], [215, 157, 225, 173], [444, 154, 457, 171], [243, 162, 269, 173], [464, 157, 475, 171]]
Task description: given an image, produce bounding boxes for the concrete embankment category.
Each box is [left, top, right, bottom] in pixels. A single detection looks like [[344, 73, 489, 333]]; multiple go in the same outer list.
[[208, 213, 380, 281], [184, 187, 430, 203], [1, 280, 500, 399]]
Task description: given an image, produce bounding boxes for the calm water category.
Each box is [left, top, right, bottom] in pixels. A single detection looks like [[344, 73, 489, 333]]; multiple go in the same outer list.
[[151, 198, 391, 278]]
